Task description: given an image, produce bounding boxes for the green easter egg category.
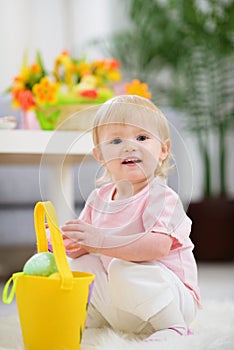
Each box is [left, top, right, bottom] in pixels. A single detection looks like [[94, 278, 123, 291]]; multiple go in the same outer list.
[[49, 272, 61, 280], [49, 272, 60, 279], [23, 252, 58, 277]]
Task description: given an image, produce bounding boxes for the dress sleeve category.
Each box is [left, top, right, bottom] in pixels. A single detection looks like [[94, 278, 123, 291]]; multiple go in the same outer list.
[[142, 185, 192, 249]]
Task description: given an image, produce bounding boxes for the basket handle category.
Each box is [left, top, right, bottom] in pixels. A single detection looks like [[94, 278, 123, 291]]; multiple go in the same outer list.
[[34, 201, 73, 290]]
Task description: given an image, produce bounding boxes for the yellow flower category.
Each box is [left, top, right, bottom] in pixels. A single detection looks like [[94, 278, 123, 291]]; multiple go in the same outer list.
[[125, 79, 151, 99], [54, 52, 73, 85], [76, 62, 91, 77], [33, 77, 58, 105], [20, 67, 30, 84], [107, 70, 122, 82], [10, 50, 154, 115]]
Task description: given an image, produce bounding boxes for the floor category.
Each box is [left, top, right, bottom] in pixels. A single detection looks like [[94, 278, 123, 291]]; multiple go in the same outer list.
[[197, 262, 234, 301], [1, 262, 234, 318]]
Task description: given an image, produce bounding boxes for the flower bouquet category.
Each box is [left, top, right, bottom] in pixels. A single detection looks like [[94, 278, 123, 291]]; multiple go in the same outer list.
[[9, 51, 151, 130]]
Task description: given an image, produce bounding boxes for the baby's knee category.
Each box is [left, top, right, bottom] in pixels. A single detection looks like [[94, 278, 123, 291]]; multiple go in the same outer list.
[[108, 259, 136, 289], [68, 254, 100, 274], [108, 260, 174, 301]]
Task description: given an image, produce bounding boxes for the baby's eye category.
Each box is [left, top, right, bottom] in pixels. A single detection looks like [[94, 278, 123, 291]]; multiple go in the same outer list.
[[111, 138, 122, 144], [136, 135, 149, 142]]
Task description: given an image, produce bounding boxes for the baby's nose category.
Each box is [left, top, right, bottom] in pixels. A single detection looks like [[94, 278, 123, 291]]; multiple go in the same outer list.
[[123, 139, 138, 152]]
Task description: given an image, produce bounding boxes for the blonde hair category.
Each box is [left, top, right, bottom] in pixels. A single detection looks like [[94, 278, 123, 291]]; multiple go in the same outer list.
[[92, 95, 172, 183]]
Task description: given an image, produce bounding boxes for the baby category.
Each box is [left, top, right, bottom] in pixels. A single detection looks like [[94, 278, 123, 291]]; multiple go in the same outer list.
[[59, 95, 200, 341]]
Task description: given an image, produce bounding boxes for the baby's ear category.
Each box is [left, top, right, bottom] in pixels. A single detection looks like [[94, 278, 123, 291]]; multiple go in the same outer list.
[[160, 139, 171, 161], [93, 146, 104, 165]]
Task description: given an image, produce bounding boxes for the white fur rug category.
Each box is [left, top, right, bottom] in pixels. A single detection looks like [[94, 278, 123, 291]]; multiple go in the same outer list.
[[0, 300, 234, 350]]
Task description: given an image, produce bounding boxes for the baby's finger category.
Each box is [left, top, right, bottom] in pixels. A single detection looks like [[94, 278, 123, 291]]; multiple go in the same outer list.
[[64, 239, 80, 250], [61, 223, 84, 232], [64, 231, 84, 242], [64, 219, 82, 225], [66, 241, 79, 248]]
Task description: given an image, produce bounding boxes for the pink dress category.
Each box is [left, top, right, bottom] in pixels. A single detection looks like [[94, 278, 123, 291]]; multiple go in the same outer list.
[[79, 177, 200, 305]]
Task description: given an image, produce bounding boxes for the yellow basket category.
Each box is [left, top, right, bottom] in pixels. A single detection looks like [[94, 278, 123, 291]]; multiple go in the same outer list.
[[35, 103, 100, 131], [2, 201, 95, 350]]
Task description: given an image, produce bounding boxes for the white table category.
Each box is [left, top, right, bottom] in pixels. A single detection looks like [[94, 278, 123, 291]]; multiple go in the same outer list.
[[0, 130, 93, 224]]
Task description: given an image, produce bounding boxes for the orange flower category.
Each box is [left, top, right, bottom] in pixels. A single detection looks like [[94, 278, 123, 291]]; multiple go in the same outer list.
[[33, 77, 58, 105], [79, 89, 98, 99], [30, 63, 41, 75], [93, 59, 120, 71], [92, 59, 122, 84], [12, 89, 35, 111], [106, 58, 121, 71], [12, 76, 25, 90], [10, 50, 154, 115], [125, 79, 151, 99], [61, 50, 69, 56]]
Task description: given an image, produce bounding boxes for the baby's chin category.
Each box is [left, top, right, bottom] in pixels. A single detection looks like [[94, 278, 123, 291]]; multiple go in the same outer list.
[[115, 177, 151, 196]]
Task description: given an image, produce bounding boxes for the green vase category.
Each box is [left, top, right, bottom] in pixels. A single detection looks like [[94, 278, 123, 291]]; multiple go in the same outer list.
[[35, 108, 61, 131]]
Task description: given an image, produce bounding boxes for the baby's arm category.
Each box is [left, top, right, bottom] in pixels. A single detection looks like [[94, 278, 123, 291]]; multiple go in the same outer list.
[[61, 220, 172, 262], [91, 231, 172, 261]]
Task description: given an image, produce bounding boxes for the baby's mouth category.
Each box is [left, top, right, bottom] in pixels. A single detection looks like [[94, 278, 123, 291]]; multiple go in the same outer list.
[[121, 158, 142, 165]]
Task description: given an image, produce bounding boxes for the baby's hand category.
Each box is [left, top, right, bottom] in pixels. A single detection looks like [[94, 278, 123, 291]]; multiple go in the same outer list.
[[61, 220, 106, 249], [46, 223, 81, 256], [62, 235, 81, 253]]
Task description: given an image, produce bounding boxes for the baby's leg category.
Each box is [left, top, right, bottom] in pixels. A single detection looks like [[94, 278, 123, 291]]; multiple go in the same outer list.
[[108, 259, 197, 339], [68, 254, 147, 332], [69, 255, 151, 332], [68, 254, 110, 328]]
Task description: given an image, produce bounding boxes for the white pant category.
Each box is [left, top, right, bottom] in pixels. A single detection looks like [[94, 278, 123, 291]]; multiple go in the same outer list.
[[69, 254, 197, 334]]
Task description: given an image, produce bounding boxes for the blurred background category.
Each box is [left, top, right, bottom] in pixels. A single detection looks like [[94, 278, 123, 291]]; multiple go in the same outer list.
[[0, 0, 234, 281]]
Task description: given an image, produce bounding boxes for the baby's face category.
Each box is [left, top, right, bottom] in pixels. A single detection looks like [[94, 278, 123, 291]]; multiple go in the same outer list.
[[93, 123, 169, 186]]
